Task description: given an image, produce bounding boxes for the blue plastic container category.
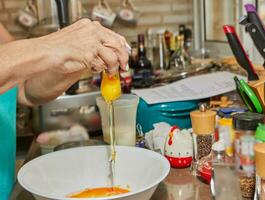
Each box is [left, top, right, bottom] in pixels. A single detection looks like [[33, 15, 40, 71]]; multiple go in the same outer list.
[[137, 98, 198, 133]]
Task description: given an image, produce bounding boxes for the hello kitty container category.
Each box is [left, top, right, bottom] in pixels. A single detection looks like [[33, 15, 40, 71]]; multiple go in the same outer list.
[[164, 126, 193, 168]]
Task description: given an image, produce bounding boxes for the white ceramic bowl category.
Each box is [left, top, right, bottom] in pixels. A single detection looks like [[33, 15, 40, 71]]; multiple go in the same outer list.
[[18, 146, 170, 200]]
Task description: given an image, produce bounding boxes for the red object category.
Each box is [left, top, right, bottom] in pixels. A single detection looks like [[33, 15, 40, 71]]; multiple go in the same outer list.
[[168, 126, 179, 145], [223, 25, 236, 34], [198, 166, 212, 184], [165, 155, 192, 168]]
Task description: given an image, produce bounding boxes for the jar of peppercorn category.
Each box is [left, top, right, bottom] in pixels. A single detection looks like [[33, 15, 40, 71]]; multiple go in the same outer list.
[[190, 104, 216, 174], [232, 112, 264, 199]]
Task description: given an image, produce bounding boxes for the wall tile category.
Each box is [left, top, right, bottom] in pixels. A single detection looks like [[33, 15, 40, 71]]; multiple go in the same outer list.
[[0, 0, 193, 41]]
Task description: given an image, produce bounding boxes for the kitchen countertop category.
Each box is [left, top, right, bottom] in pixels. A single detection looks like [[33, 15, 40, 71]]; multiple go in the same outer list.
[[11, 140, 212, 200]]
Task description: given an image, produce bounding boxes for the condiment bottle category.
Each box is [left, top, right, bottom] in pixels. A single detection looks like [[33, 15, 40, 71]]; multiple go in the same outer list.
[[255, 123, 265, 143], [190, 104, 216, 172], [232, 112, 265, 199], [197, 141, 232, 184], [254, 143, 265, 200], [218, 118, 235, 157]]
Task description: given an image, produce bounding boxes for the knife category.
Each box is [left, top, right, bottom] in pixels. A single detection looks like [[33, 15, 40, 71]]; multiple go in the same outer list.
[[239, 4, 265, 61], [223, 25, 259, 81], [244, 4, 264, 32]]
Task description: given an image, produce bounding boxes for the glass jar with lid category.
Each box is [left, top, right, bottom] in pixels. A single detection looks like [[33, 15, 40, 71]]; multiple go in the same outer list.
[[232, 112, 265, 199]]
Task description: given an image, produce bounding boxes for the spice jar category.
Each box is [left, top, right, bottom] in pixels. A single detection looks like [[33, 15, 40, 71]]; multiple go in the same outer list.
[[254, 143, 265, 200], [232, 112, 265, 199], [190, 104, 216, 161], [197, 141, 232, 184], [218, 118, 235, 157]]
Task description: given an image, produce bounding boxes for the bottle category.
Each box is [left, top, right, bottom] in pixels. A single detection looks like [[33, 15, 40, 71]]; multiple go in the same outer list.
[[169, 33, 176, 56], [168, 34, 191, 69], [134, 34, 153, 80], [218, 118, 235, 157], [179, 24, 186, 37], [232, 112, 265, 199], [157, 33, 166, 71], [197, 141, 232, 184], [254, 143, 265, 200], [128, 41, 138, 71], [190, 104, 216, 175]]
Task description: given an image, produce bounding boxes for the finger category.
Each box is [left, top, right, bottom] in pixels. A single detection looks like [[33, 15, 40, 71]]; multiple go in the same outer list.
[[98, 31, 128, 69], [103, 43, 129, 71], [106, 66, 119, 76], [90, 57, 106, 73], [98, 45, 119, 70]]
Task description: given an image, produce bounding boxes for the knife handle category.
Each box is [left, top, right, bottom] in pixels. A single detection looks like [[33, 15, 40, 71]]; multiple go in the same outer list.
[[55, 0, 70, 28], [223, 25, 259, 81], [245, 4, 265, 33]]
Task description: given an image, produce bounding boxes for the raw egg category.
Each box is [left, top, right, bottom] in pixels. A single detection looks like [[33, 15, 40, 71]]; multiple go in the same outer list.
[[68, 187, 130, 198], [101, 71, 121, 102]]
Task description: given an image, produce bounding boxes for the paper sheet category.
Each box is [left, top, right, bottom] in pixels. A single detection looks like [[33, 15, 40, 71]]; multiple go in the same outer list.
[[132, 72, 246, 104]]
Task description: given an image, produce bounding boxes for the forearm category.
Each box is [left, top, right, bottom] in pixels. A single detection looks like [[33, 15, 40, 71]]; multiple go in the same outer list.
[[18, 70, 84, 106], [0, 38, 55, 94]]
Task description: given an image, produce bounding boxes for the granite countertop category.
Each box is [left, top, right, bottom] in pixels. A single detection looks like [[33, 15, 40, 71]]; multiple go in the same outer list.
[[11, 140, 211, 200]]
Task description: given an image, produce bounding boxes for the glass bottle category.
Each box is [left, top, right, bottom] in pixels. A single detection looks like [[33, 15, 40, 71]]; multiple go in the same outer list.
[[157, 33, 166, 71], [133, 34, 153, 88], [254, 143, 265, 200], [232, 112, 265, 199], [197, 141, 232, 184], [168, 34, 191, 70], [218, 118, 235, 157], [128, 41, 138, 72], [135, 34, 152, 74]]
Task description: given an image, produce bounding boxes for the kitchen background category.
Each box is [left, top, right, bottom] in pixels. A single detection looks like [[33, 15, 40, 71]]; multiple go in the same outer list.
[[0, 0, 193, 41]]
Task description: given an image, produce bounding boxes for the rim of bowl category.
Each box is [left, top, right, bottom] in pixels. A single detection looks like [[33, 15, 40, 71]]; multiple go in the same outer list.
[[18, 145, 170, 200]]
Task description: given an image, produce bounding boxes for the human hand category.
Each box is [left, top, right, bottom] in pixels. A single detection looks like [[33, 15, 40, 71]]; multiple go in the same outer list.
[[38, 18, 129, 75]]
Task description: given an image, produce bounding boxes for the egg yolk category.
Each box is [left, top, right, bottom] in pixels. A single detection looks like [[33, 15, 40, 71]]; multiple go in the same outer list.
[[101, 71, 121, 102], [68, 187, 130, 198]]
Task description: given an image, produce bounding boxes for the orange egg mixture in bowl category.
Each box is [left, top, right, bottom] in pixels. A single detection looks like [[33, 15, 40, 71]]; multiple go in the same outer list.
[[18, 146, 170, 200]]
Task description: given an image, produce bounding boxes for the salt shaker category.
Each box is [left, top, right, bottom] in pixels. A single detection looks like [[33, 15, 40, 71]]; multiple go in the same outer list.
[[196, 141, 231, 184], [254, 143, 265, 200], [190, 104, 216, 173], [232, 112, 265, 199]]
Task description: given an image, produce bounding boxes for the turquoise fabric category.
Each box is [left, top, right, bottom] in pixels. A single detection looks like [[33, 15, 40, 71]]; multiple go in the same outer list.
[[0, 88, 17, 200]]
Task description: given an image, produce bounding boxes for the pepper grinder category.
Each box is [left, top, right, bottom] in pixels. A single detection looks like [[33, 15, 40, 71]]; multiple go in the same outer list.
[[190, 104, 216, 175]]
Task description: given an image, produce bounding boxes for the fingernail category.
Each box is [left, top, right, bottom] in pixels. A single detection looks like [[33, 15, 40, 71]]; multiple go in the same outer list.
[[125, 63, 129, 71], [125, 42, 131, 54]]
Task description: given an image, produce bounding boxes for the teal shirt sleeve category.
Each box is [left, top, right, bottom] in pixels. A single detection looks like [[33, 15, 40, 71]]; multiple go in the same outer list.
[[0, 88, 17, 200]]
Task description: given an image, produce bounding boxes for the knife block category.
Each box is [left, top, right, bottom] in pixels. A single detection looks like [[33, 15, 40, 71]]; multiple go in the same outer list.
[[249, 79, 265, 112]]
